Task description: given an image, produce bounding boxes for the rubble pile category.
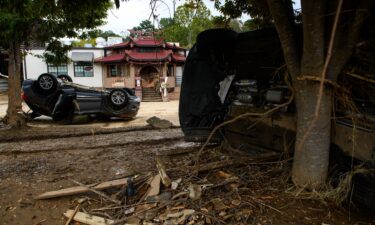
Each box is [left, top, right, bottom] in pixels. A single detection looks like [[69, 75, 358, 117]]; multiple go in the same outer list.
[[36, 145, 289, 225]]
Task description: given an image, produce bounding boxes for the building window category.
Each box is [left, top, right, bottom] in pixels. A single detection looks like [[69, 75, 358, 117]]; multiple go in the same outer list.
[[47, 64, 68, 75], [108, 64, 123, 77], [74, 61, 93, 77], [167, 64, 174, 77]]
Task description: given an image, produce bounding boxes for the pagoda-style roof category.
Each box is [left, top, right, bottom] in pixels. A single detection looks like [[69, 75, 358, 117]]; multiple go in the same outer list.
[[104, 36, 186, 51], [131, 37, 164, 47], [96, 35, 186, 64], [94, 50, 185, 64], [94, 53, 125, 63], [125, 50, 171, 61]]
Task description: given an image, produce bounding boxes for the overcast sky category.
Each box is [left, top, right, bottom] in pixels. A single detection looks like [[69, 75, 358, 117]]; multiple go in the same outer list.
[[100, 0, 301, 35], [100, 0, 242, 35]]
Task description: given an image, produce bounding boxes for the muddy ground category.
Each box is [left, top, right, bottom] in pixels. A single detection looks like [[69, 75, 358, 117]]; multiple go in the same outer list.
[[0, 125, 374, 225]]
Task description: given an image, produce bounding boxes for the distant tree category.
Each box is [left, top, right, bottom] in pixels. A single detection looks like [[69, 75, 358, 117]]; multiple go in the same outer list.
[[133, 20, 155, 33], [161, 1, 213, 47], [159, 18, 174, 29], [212, 16, 230, 28], [0, 0, 112, 127], [87, 30, 121, 39]]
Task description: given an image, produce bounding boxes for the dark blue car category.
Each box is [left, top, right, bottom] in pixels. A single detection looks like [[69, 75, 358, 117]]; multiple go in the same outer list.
[[22, 73, 140, 122]]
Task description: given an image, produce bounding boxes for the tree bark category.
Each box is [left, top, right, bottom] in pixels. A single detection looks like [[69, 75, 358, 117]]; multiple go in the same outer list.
[[292, 80, 332, 189], [266, 0, 300, 79], [6, 41, 26, 128]]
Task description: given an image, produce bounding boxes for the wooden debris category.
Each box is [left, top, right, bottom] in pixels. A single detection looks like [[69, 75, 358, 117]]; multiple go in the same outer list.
[[145, 174, 161, 197], [63, 210, 114, 225], [35, 176, 140, 200], [70, 179, 122, 205], [32, 219, 47, 225], [156, 156, 171, 187], [65, 204, 80, 225]]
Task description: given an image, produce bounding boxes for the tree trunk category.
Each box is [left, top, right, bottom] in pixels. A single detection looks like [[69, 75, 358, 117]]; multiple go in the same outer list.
[[6, 41, 26, 128], [292, 80, 332, 189]]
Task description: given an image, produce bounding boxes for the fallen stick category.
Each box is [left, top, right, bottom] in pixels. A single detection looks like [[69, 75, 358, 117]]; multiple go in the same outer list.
[[245, 197, 283, 214], [35, 175, 142, 200], [65, 204, 80, 225], [69, 179, 122, 205], [32, 219, 47, 225], [64, 210, 114, 225]]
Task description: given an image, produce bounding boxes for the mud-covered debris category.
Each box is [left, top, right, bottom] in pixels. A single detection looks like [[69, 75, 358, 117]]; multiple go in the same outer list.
[[35, 175, 142, 200], [146, 116, 173, 129], [63, 210, 114, 225], [145, 174, 161, 198], [156, 156, 171, 187]]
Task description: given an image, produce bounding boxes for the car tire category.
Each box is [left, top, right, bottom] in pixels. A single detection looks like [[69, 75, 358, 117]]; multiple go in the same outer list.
[[57, 74, 73, 82], [109, 89, 129, 108], [36, 73, 58, 95]]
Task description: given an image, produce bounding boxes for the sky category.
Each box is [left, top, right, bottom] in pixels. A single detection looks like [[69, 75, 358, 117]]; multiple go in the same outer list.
[[100, 0, 243, 35], [100, 0, 301, 35]]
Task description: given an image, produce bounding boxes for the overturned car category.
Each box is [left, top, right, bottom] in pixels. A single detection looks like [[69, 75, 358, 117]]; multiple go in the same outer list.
[[22, 73, 140, 122], [179, 28, 375, 208]]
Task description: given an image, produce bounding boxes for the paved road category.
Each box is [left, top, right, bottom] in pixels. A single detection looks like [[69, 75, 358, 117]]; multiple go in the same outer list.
[[0, 94, 180, 128]]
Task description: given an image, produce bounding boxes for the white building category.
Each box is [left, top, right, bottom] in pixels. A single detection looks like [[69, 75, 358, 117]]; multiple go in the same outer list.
[[23, 47, 105, 87]]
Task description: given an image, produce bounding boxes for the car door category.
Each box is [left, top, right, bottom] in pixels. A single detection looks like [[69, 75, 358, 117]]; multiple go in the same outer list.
[[75, 90, 103, 114]]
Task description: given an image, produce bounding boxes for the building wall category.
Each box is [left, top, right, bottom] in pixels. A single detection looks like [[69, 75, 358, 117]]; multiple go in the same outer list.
[[68, 49, 104, 87], [24, 48, 104, 87], [24, 49, 47, 80], [102, 63, 135, 89]]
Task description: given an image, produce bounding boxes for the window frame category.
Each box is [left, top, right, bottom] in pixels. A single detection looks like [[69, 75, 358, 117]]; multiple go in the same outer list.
[[167, 64, 174, 77], [107, 64, 123, 77], [47, 64, 68, 76], [74, 61, 94, 77]]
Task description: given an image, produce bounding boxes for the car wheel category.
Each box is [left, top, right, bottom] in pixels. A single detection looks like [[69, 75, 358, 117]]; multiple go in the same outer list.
[[109, 89, 129, 108], [57, 74, 73, 82], [36, 73, 58, 94]]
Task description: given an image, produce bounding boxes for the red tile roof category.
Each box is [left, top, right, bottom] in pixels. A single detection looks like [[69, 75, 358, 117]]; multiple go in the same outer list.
[[94, 54, 125, 63], [132, 38, 164, 47], [104, 41, 130, 49], [125, 50, 172, 61], [171, 53, 186, 62]]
